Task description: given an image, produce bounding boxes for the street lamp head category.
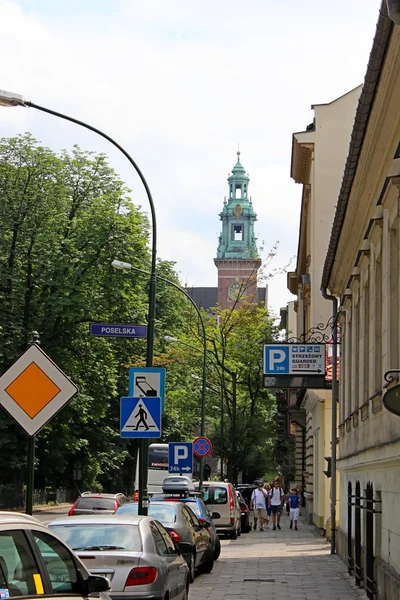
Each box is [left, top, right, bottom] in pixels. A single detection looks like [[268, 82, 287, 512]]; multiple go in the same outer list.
[[164, 335, 179, 343], [0, 89, 26, 107], [111, 259, 132, 270]]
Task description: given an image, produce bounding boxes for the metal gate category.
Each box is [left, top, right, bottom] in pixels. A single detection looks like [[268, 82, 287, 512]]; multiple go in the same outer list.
[[348, 480, 381, 598], [355, 480, 362, 587], [347, 481, 353, 575]]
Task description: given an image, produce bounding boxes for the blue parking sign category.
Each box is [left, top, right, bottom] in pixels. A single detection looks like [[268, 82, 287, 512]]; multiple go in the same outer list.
[[264, 345, 290, 374], [168, 442, 193, 474]]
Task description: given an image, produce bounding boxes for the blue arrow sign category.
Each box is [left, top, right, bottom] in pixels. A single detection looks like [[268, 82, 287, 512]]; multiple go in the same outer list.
[[120, 396, 161, 438], [168, 442, 193, 474], [90, 323, 148, 338]]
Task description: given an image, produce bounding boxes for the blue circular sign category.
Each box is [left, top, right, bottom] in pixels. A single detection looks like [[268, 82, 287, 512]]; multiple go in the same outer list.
[[193, 436, 212, 457]]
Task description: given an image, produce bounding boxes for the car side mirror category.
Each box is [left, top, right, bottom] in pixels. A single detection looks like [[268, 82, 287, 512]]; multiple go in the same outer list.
[[198, 517, 210, 528], [88, 575, 111, 593], [178, 541, 192, 555], [212, 512, 221, 520]]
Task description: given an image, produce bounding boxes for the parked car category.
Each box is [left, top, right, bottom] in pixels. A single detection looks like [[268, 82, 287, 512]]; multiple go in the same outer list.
[[0, 511, 110, 600], [235, 484, 257, 509], [48, 514, 189, 600], [236, 490, 251, 533], [194, 481, 241, 539], [68, 493, 129, 516], [115, 501, 214, 581], [150, 493, 221, 561]]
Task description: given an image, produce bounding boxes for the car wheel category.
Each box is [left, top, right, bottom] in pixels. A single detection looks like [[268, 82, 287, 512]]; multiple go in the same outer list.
[[188, 552, 196, 583], [229, 527, 238, 540], [237, 524, 241, 537], [213, 535, 221, 560], [199, 545, 214, 574]]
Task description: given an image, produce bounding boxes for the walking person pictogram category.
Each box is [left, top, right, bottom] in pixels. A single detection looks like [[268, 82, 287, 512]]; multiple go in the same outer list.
[[134, 403, 149, 430]]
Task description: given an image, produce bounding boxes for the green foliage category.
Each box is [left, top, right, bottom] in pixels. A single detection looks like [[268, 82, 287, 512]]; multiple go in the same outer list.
[[0, 134, 186, 491], [160, 299, 280, 483]]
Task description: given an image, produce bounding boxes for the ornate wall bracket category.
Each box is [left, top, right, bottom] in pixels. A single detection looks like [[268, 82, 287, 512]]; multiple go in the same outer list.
[[287, 314, 341, 344]]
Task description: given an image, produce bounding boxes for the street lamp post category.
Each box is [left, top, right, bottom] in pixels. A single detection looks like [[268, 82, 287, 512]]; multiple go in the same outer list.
[[0, 89, 157, 516], [111, 261, 207, 492]]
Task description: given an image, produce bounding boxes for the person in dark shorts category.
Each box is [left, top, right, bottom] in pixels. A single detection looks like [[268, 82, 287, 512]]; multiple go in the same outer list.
[[269, 480, 285, 530]]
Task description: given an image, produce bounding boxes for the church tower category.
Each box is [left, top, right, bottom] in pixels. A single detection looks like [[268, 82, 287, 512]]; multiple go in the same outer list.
[[214, 151, 261, 309]]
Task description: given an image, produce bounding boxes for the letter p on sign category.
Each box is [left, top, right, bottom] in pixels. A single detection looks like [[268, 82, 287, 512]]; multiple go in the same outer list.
[[175, 445, 188, 463]]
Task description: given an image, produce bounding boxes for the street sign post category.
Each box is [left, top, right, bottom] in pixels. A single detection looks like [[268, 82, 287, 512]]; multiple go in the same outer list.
[[90, 323, 148, 338], [168, 442, 193, 474], [120, 396, 161, 438], [0, 344, 78, 437], [193, 436, 212, 458], [0, 342, 78, 515], [264, 344, 326, 376], [129, 367, 166, 412]]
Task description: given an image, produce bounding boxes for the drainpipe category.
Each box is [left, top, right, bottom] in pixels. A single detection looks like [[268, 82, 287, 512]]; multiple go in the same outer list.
[[321, 287, 338, 555]]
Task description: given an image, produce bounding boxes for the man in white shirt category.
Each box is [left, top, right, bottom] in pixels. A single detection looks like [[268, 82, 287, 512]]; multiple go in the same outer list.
[[250, 481, 268, 531], [269, 480, 285, 530]]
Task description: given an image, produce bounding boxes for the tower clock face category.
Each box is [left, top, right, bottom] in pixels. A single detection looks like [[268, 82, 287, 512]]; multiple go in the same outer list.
[[228, 281, 248, 302]]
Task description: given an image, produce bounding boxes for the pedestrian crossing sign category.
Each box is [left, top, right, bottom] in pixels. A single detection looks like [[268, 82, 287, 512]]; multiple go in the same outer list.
[[120, 396, 161, 438]]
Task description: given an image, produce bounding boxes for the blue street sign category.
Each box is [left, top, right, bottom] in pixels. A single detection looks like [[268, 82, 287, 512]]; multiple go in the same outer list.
[[120, 396, 161, 438], [90, 323, 148, 338], [129, 367, 166, 412], [168, 442, 193, 474], [263, 344, 325, 375]]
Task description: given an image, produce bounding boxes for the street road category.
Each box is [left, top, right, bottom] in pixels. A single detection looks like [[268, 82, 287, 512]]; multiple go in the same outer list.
[[32, 505, 70, 524]]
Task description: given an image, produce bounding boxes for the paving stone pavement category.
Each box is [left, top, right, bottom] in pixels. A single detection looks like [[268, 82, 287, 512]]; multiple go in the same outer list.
[[189, 513, 367, 600]]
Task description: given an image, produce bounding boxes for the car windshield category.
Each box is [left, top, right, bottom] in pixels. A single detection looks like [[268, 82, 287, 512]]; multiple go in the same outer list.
[[117, 503, 176, 523], [75, 497, 115, 510], [49, 523, 142, 551]]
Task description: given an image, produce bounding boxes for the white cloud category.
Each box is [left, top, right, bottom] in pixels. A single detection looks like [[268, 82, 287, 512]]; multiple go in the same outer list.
[[0, 0, 381, 316]]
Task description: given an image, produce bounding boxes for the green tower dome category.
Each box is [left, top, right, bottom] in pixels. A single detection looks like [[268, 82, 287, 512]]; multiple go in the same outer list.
[[216, 151, 259, 260]]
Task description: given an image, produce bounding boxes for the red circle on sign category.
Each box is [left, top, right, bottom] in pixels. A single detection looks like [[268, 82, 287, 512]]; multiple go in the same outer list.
[[193, 436, 212, 457]]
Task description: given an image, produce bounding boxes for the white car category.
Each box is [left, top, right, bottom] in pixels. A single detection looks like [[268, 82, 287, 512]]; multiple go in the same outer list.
[[0, 511, 110, 599]]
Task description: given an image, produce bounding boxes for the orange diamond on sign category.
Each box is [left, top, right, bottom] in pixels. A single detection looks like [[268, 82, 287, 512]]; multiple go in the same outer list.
[[5, 362, 61, 419]]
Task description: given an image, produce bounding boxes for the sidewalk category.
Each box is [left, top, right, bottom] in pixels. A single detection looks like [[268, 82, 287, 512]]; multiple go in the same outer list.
[[189, 513, 367, 600]]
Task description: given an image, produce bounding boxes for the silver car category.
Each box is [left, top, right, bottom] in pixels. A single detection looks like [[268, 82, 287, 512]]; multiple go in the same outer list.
[[48, 515, 189, 600], [0, 511, 110, 600]]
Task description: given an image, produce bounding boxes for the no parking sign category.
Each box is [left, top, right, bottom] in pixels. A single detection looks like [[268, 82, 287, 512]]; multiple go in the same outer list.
[[193, 436, 212, 457]]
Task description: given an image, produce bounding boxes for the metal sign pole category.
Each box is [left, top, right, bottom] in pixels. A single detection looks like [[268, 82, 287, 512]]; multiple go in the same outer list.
[[26, 330, 40, 515], [26, 436, 35, 515]]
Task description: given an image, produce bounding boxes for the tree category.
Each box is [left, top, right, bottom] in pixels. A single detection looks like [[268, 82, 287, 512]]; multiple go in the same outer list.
[[0, 134, 187, 492], [160, 298, 280, 483]]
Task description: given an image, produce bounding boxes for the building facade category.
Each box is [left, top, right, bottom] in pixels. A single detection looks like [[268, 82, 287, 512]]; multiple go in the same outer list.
[[287, 86, 361, 530], [322, 4, 400, 597]]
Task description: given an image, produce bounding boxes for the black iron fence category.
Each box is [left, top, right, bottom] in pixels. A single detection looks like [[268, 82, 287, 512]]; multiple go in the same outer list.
[[0, 487, 76, 509], [347, 480, 382, 600]]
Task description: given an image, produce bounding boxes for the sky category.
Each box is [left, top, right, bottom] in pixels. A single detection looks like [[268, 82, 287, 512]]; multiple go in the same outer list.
[[0, 0, 381, 319]]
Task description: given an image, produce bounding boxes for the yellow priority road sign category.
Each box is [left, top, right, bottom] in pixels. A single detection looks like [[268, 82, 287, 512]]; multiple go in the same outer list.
[[0, 344, 78, 436]]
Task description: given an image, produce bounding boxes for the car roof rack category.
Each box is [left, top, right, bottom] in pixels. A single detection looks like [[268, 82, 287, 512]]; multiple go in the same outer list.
[[161, 475, 195, 495]]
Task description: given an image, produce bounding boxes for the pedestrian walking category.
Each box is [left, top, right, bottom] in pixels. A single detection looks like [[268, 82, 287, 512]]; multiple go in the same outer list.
[[250, 481, 268, 531], [269, 480, 285, 530], [263, 483, 271, 528], [288, 488, 300, 530]]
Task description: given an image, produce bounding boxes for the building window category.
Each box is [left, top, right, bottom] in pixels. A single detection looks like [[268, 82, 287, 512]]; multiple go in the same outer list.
[[352, 299, 359, 412], [375, 258, 382, 393], [363, 271, 370, 404], [390, 224, 398, 367], [235, 185, 242, 199], [232, 224, 244, 241]]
